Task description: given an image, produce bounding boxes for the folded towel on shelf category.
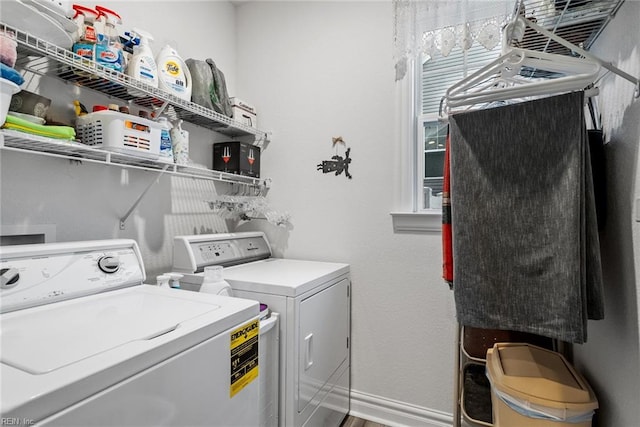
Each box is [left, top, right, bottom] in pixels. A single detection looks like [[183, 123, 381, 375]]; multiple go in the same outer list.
[[2, 114, 75, 140], [449, 91, 604, 344]]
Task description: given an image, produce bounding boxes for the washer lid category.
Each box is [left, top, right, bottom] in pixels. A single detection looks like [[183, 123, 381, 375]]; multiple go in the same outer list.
[[223, 258, 349, 297], [1, 285, 259, 422], [1, 286, 221, 374]]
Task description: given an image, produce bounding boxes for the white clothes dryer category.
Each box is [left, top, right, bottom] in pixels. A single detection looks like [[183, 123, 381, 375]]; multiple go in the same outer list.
[[173, 232, 351, 427], [0, 239, 261, 427]]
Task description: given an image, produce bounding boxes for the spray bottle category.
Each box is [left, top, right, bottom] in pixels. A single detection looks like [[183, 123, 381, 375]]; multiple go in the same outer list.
[[72, 4, 99, 44], [71, 5, 99, 73], [125, 28, 158, 88], [94, 5, 125, 73]]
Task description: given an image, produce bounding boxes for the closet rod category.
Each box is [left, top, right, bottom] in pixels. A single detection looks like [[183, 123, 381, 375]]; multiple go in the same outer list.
[[517, 16, 640, 97]]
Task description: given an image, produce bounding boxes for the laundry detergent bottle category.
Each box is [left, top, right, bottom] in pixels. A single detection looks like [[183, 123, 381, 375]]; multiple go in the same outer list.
[[126, 28, 158, 88], [156, 117, 174, 163], [156, 44, 192, 101], [200, 266, 233, 296]]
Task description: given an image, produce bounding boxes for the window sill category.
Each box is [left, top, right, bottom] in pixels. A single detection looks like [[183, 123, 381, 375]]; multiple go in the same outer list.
[[390, 211, 442, 234]]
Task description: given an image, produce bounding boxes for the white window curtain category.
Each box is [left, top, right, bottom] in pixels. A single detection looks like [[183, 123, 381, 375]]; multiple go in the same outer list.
[[393, 0, 515, 81]]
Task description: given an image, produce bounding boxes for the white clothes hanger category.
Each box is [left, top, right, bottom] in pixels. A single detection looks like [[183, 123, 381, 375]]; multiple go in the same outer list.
[[442, 15, 640, 115], [445, 46, 600, 109]]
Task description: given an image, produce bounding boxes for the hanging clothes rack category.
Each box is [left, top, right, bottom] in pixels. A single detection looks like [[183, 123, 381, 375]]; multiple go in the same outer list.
[[440, 1, 624, 427], [441, 14, 639, 115]]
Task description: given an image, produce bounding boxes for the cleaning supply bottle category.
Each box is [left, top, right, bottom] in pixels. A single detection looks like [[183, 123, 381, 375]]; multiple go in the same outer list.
[[156, 117, 174, 163], [125, 28, 158, 89], [156, 274, 171, 288], [72, 5, 99, 45], [156, 44, 192, 101], [94, 5, 125, 73], [71, 5, 99, 74], [170, 119, 189, 165], [199, 266, 233, 296]]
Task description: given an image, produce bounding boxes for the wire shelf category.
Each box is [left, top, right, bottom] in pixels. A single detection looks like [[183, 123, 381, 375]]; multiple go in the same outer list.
[[510, 0, 624, 56], [1, 21, 269, 145], [0, 130, 266, 187]]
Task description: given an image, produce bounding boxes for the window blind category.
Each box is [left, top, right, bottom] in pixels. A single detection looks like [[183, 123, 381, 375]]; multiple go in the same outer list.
[[422, 44, 502, 115]]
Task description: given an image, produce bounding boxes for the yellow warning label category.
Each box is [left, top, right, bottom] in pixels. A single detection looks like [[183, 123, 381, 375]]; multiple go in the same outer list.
[[230, 319, 260, 397]]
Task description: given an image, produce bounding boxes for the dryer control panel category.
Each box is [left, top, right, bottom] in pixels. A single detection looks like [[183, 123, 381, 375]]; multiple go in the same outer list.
[[0, 239, 145, 313], [173, 232, 271, 274]]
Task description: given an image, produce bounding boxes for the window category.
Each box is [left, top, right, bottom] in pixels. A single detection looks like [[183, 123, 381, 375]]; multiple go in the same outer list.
[[417, 44, 502, 211], [421, 117, 447, 209], [391, 35, 504, 233]]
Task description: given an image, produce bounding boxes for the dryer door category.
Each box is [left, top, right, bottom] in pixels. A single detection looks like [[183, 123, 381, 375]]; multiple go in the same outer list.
[[297, 278, 349, 412]]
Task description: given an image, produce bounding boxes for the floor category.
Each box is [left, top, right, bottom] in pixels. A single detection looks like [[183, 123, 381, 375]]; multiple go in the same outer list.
[[340, 416, 388, 427]]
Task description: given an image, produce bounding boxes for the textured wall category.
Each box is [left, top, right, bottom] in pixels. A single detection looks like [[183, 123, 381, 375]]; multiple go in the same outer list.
[[235, 1, 458, 420], [573, 1, 640, 426]]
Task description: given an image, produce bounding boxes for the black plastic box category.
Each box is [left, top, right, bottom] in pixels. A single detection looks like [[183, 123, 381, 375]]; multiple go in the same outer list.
[[213, 142, 261, 178]]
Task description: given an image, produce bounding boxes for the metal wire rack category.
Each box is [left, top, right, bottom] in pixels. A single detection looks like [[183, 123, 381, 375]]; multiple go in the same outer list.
[[511, 0, 624, 53], [0, 130, 265, 187], [1, 21, 269, 144], [509, 0, 625, 78], [452, 4, 628, 426]]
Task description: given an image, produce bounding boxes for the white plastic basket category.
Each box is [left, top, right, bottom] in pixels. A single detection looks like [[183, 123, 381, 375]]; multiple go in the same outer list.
[[76, 110, 161, 160], [1, 78, 21, 125]]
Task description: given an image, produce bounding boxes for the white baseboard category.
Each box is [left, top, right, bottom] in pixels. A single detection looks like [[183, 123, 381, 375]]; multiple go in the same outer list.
[[349, 389, 453, 427]]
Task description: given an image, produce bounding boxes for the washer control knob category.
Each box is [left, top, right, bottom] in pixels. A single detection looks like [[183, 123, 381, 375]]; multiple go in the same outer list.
[[1, 268, 20, 288], [98, 256, 120, 274]]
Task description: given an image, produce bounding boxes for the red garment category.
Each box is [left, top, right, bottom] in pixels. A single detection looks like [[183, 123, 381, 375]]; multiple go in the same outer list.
[[442, 134, 453, 288]]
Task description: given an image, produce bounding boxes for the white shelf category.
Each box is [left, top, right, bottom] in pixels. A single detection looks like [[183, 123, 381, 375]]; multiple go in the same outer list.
[[1, 21, 269, 146], [0, 130, 266, 187], [0, 20, 270, 191]]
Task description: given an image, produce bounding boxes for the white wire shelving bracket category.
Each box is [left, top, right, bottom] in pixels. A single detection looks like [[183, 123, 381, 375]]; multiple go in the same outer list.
[[522, 16, 640, 97], [119, 165, 170, 230], [507, 0, 638, 97]]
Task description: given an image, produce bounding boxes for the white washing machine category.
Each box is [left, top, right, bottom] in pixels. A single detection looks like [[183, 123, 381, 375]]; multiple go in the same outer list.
[[173, 232, 351, 427], [0, 239, 261, 426]]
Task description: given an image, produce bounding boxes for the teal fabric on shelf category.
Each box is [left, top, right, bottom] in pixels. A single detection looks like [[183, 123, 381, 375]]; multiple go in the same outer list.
[[449, 91, 604, 344], [1, 63, 24, 86]]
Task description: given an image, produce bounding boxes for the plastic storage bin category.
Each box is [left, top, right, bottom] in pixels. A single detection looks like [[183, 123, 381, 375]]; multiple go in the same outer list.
[[76, 110, 161, 160], [0, 78, 20, 125], [486, 343, 598, 427], [230, 97, 257, 128]]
